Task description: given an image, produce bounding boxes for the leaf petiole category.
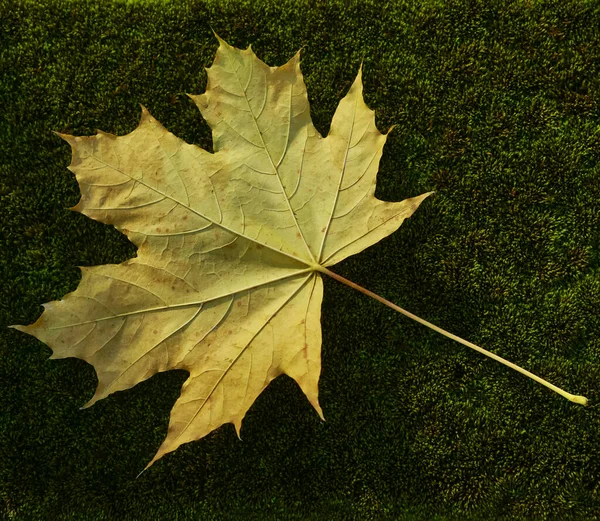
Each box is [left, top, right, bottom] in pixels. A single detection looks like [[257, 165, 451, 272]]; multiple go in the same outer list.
[[318, 266, 588, 406]]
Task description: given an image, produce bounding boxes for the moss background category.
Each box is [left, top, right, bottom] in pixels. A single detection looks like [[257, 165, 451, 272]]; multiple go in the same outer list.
[[2, 0, 600, 519]]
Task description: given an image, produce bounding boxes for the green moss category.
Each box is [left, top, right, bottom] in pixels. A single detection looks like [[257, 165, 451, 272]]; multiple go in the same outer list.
[[2, 0, 600, 519]]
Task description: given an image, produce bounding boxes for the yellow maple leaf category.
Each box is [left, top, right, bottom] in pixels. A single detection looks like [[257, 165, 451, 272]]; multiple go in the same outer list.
[[10, 34, 587, 476]]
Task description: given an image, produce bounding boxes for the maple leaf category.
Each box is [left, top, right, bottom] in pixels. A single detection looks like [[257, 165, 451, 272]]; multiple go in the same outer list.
[[10, 34, 587, 476]]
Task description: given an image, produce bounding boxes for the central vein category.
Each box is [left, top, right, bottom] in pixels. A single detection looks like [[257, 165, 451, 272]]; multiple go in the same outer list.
[[234, 67, 316, 263]]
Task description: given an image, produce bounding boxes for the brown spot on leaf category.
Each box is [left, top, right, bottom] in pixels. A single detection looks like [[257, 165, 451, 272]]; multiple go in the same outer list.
[[182, 215, 188, 221]]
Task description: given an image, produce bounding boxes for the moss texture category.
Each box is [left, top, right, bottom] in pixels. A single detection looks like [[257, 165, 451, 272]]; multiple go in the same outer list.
[[2, 0, 600, 519]]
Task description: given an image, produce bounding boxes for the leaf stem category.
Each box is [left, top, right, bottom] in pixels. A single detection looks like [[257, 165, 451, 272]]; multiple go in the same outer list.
[[319, 266, 588, 406]]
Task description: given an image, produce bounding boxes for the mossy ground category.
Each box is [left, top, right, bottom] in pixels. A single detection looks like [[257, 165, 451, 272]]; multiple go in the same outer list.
[[2, 0, 600, 519]]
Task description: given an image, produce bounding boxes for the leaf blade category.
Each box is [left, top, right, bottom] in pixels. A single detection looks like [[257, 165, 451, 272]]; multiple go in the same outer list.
[[12, 36, 432, 470]]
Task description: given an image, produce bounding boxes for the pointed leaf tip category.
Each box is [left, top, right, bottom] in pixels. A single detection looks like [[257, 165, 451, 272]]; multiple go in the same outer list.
[[138, 453, 161, 476], [350, 62, 364, 90], [297, 43, 307, 56], [233, 419, 243, 440], [139, 104, 151, 120], [79, 397, 95, 410], [135, 464, 151, 480], [211, 28, 227, 47], [53, 130, 74, 143]]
